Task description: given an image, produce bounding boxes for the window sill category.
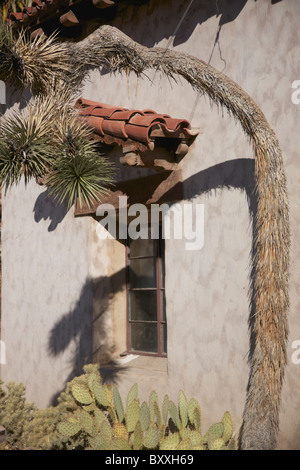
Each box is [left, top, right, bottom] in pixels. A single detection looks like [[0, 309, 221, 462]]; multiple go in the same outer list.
[[100, 354, 168, 378]]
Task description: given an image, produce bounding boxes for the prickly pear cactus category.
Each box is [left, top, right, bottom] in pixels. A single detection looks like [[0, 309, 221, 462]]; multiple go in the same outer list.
[[55, 365, 236, 450], [0, 363, 235, 450]]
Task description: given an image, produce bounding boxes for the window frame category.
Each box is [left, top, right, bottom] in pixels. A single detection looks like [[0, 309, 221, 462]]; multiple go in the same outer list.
[[125, 227, 167, 357]]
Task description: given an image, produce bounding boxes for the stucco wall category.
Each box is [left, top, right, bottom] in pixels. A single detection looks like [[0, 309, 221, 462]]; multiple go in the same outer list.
[[1, 0, 300, 449]]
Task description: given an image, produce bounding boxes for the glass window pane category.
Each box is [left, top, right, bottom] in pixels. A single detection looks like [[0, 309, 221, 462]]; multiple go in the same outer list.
[[129, 291, 157, 322], [129, 258, 156, 288], [130, 323, 158, 353], [129, 236, 156, 258]]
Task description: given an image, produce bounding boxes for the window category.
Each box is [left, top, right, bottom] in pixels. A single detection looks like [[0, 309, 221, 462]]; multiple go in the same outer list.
[[126, 226, 166, 356]]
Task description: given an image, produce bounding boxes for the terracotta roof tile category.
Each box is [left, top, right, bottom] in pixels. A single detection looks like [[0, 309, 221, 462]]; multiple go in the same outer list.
[[6, 0, 150, 37], [75, 98, 200, 156]]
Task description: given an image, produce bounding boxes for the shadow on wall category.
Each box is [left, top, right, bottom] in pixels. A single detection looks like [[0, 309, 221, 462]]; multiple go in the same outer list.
[[45, 157, 258, 406], [47, 279, 94, 405], [47, 268, 127, 406], [164, 157, 258, 365], [33, 188, 69, 232], [118, 0, 282, 50]]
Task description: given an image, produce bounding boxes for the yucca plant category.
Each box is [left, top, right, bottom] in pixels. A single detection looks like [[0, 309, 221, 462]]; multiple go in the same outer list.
[[0, 86, 114, 209], [46, 135, 113, 211], [0, 17, 14, 77], [0, 18, 73, 92], [0, 90, 59, 189], [0, 116, 54, 190]]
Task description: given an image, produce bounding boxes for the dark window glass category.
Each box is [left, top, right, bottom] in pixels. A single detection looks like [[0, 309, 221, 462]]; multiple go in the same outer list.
[[129, 291, 157, 322], [127, 227, 166, 356], [130, 323, 158, 353], [128, 258, 156, 288]]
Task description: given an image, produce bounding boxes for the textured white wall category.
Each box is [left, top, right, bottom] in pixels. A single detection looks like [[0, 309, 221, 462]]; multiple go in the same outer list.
[[0, 180, 94, 407], [1, 0, 300, 449]]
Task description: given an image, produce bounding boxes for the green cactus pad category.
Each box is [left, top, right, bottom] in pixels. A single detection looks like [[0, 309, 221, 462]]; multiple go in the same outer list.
[[179, 428, 190, 440], [113, 384, 125, 423], [204, 422, 224, 442], [125, 399, 140, 433], [179, 390, 189, 428], [222, 411, 233, 443], [94, 407, 106, 430], [159, 432, 180, 450], [143, 426, 160, 449], [58, 421, 81, 437], [89, 435, 107, 450], [132, 421, 143, 450], [189, 430, 203, 446], [71, 383, 93, 405], [168, 400, 181, 430], [149, 390, 159, 421], [105, 385, 113, 405], [99, 419, 113, 442], [87, 373, 98, 393], [153, 400, 162, 427], [80, 410, 94, 436], [191, 444, 207, 450], [111, 437, 132, 451], [210, 437, 225, 450], [93, 381, 109, 407], [140, 401, 150, 432], [177, 437, 192, 450], [188, 398, 201, 430], [162, 395, 169, 425], [113, 422, 128, 441], [126, 383, 139, 410]]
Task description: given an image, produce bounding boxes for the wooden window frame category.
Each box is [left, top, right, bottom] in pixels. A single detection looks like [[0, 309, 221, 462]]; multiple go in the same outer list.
[[125, 227, 167, 357]]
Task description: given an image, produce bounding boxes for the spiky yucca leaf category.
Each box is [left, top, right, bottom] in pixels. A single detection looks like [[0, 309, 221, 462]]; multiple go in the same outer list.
[[46, 141, 113, 210], [0, 19, 14, 77], [0, 85, 114, 208], [0, 89, 65, 189], [0, 110, 54, 190], [0, 25, 72, 92]]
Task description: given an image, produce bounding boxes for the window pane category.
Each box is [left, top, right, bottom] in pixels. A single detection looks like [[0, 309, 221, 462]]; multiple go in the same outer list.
[[129, 258, 156, 288], [129, 236, 156, 258], [129, 291, 157, 322], [130, 323, 158, 353]]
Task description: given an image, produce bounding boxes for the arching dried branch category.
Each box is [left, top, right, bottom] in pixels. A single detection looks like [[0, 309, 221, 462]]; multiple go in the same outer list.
[[69, 25, 290, 450]]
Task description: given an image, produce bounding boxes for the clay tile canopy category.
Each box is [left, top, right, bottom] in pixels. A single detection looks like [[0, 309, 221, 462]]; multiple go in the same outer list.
[[7, 0, 150, 38], [75, 97, 200, 163]]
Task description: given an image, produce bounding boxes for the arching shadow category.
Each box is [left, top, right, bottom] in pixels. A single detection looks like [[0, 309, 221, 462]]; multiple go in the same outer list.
[[46, 157, 258, 407], [163, 157, 258, 364]]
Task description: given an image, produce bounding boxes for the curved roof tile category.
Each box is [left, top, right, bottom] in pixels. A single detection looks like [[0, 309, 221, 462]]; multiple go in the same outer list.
[[75, 98, 200, 150], [6, 0, 150, 37]]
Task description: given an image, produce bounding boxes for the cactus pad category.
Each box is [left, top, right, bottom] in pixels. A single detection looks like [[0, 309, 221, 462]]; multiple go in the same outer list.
[[144, 426, 160, 449], [71, 384, 93, 405]]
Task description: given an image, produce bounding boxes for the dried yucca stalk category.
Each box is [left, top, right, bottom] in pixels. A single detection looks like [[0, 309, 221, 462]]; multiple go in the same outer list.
[[70, 25, 290, 450], [0, 21, 73, 92]]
